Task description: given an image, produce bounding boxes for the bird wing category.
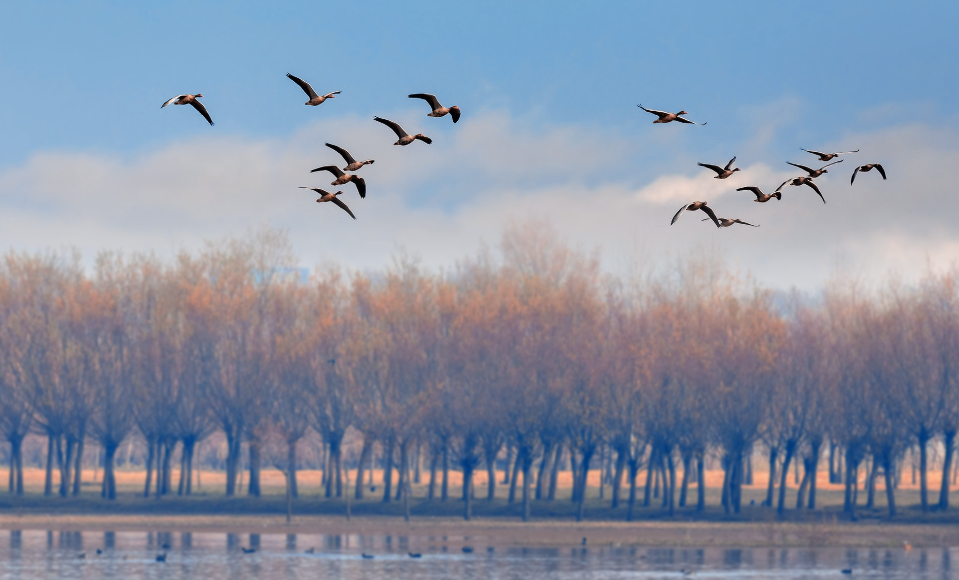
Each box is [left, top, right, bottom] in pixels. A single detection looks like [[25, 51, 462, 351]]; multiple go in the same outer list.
[[374, 116, 408, 138], [803, 180, 825, 203], [311, 165, 345, 177], [820, 159, 844, 170], [836, 149, 860, 154], [670, 204, 691, 225], [322, 91, 342, 98], [409, 93, 441, 110], [800, 148, 826, 157], [699, 205, 722, 227], [299, 186, 332, 195], [850, 167, 860, 185], [724, 156, 737, 171], [637, 104, 668, 117], [787, 161, 815, 175], [189, 99, 214, 126], [353, 176, 366, 199], [736, 186, 763, 200], [326, 143, 357, 165], [415, 134, 433, 144], [735, 219, 759, 227], [161, 95, 185, 108], [674, 116, 706, 125], [286, 73, 318, 99], [698, 163, 724, 175], [330, 196, 357, 220], [875, 164, 886, 179], [450, 107, 461, 123]]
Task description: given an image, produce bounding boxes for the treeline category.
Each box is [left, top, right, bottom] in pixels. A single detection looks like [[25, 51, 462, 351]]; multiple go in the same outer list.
[[0, 227, 957, 521]]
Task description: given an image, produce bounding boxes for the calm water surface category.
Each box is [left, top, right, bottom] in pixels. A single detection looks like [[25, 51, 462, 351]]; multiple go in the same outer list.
[[0, 529, 953, 579]]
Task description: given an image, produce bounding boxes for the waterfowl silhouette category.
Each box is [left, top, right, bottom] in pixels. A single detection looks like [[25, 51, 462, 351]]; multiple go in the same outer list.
[[299, 188, 357, 220], [409, 93, 461, 122], [310, 166, 367, 198], [779, 176, 825, 203], [736, 186, 782, 202], [325, 143, 374, 172], [637, 105, 706, 125], [286, 73, 340, 106], [160, 94, 213, 126], [672, 202, 721, 227], [702, 217, 759, 228], [786, 159, 842, 178], [698, 157, 740, 179], [156, 553, 167, 562], [850, 163, 886, 185], [241, 547, 256, 554], [373, 116, 432, 145], [800, 148, 859, 162]]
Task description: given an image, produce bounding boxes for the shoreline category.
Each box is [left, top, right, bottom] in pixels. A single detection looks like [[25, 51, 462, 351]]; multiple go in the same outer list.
[[1, 514, 957, 549]]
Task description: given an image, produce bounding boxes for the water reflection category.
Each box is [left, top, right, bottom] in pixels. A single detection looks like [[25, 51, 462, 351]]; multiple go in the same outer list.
[[0, 529, 950, 579]]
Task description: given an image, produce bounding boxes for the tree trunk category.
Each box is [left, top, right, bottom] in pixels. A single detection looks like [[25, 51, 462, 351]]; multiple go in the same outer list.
[[939, 429, 956, 510], [155, 438, 163, 499], [484, 441, 498, 501], [441, 442, 449, 501], [535, 440, 554, 500], [101, 442, 118, 500], [287, 439, 299, 498], [14, 438, 24, 495], [626, 459, 639, 521], [764, 446, 778, 507], [161, 439, 175, 496], [382, 438, 394, 503], [462, 462, 474, 520], [143, 438, 155, 497], [502, 444, 513, 485], [696, 454, 705, 511], [796, 456, 812, 509], [865, 455, 879, 509], [247, 440, 261, 497], [643, 446, 656, 507], [777, 441, 795, 515], [882, 452, 897, 517], [59, 437, 73, 497], [355, 436, 372, 500], [666, 452, 677, 516], [678, 449, 691, 508], [72, 436, 84, 496], [576, 446, 594, 522], [918, 429, 930, 512], [413, 442, 421, 484], [224, 431, 241, 496], [521, 453, 533, 521], [806, 438, 822, 509], [547, 443, 562, 501], [612, 444, 627, 508], [395, 441, 408, 501], [507, 450, 521, 504]]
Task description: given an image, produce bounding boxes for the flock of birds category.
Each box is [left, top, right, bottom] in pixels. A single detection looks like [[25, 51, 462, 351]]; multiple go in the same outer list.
[[162, 72, 461, 220], [160, 84, 886, 226], [635, 105, 888, 229]]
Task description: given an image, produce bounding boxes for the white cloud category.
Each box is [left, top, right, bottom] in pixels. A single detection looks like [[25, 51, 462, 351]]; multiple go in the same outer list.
[[0, 110, 957, 292]]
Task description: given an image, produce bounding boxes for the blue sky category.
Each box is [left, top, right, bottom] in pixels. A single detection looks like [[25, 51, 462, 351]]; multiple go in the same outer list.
[[1, 1, 958, 288]]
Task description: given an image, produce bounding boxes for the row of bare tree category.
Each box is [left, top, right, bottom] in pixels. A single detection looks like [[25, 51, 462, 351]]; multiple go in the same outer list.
[[0, 227, 957, 520]]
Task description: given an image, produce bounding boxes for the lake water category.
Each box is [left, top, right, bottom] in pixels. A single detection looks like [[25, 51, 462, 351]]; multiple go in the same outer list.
[[0, 529, 952, 579]]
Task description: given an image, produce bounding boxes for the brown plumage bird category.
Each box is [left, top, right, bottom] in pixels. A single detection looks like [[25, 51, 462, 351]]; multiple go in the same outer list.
[[850, 163, 886, 185], [161, 94, 213, 126], [637, 104, 706, 125], [736, 186, 782, 202], [409, 93, 461, 122], [698, 157, 740, 179], [786, 159, 842, 178], [326, 143, 374, 172], [800, 148, 859, 162], [702, 217, 759, 228], [299, 188, 356, 219], [671, 202, 721, 227], [286, 73, 340, 105], [779, 176, 825, 203], [373, 116, 432, 145], [310, 165, 367, 198]]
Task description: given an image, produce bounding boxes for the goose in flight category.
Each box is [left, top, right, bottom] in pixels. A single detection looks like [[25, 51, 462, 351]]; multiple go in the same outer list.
[[637, 105, 706, 125], [409, 93, 461, 122], [373, 116, 432, 145], [850, 163, 886, 185], [160, 94, 213, 126], [779, 176, 825, 203], [671, 202, 721, 227], [300, 188, 356, 220], [786, 159, 842, 178], [698, 157, 740, 179], [800, 148, 859, 162], [736, 186, 782, 203], [286, 73, 340, 106], [702, 217, 759, 228], [326, 143, 374, 172], [311, 165, 367, 198]]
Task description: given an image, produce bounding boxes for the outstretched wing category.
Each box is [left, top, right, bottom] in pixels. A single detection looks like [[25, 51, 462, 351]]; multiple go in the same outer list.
[[735, 219, 759, 227], [724, 156, 737, 171], [699, 205, 721, 227], [875, 164, 887, 179], [804, 180, 825, 203], [670, 204, 690, 225], [353, 176, 366, 199], [374, 116, 407, 138], [189, 100, 214, 126], [698, 163, 724, 175], [736, 186, 763, 200], [787, 161, 815, 175], [311, 165, 345, 177], [299, 186, 333, 196], [820, 159, 843, 170], [409, 93, 441, 110], [800, 148, 827, 157], [326, 143, 357, 165], [161, 95, 185, 108], [637, 104, 668, 117], [675, 116, 706, 125], [850, 167, 860, 185], [286, 73, 318, 99], [778, 178, 793, 191], [330, 196, 357, 220], [450, 107, 461, 123]]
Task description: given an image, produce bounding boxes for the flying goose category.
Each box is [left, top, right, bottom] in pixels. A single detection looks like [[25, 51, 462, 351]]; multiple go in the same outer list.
[[311, 165, 367, 198], [800, 148, 859, 162], [300, 188, 356, 220], [373, 116, 432, 145], [160, 94, 213, 126], [786, 159, 842, 178], [671, 202, 721, 227], [736, 186, 782, 202], [702, 217, 759, 228], [409, 93, 461, 122], [850, 163, 886, 185], [637, 105, 706, 125], [326, 143, 374, 172], [779, 176, 825, 203], [286, 73, 340, 106], [698, 157, 740, 179]]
